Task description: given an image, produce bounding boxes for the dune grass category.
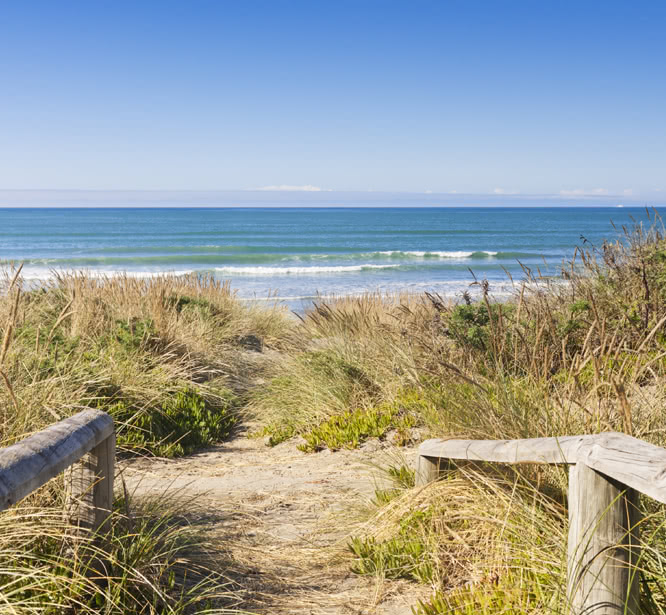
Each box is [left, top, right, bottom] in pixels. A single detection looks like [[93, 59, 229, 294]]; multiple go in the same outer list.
[[0, 270, 293, 613], [0, 271, 292, 455], [248, 211, 666, 612], [5, 212, 666, 612], [0, 493, 243, 614]]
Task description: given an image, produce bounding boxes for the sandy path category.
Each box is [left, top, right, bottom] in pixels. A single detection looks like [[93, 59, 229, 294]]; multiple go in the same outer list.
[[121, 430, 430, 614]]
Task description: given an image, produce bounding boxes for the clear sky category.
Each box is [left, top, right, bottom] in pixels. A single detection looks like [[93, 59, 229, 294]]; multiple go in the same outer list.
[[0, 0, 664, 199]]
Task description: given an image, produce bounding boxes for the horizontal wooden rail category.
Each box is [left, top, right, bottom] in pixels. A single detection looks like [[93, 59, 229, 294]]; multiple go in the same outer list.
[[418, 434, 592, 466], [416, 432, 665, 615], [418, 432, 666, 504], [0, 410, 115, 531]]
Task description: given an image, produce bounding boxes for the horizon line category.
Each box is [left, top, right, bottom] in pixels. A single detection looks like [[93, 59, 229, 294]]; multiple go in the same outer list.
[[0, 188, 656, 200]]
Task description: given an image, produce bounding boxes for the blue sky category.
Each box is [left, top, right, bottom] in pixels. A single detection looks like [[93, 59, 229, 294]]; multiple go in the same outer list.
[[0, 0, 664, 200]]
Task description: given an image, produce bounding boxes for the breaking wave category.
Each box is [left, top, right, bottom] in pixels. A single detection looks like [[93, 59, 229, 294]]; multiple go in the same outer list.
[[213, 264, 400, 275]]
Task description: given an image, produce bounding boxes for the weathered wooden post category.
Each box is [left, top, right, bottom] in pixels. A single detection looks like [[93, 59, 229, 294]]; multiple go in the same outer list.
[[416, 433, 664, 614], [416, 454, 443, 486], [67, 431, 115, 533], [567, 463, 640, 615]]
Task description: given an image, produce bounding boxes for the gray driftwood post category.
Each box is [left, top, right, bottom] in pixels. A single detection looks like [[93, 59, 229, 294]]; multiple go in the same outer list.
[[416, 433, 660, 614], [67, 429, 116, 533], [567, 463, 640, 615]]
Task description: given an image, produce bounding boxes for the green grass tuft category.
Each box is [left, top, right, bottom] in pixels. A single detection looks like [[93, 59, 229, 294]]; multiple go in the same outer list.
[[349, 509, 435, 583]]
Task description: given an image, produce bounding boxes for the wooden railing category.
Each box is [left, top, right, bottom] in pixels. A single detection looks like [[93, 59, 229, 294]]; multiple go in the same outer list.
[[0, 410, 115, 531], [416, 432, 666, 615]]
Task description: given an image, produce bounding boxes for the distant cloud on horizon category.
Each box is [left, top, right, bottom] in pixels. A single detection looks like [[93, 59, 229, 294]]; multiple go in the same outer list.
[[252, 184, 332, 192], [559, 188, 610, 196], [493, 188, 520, 195]]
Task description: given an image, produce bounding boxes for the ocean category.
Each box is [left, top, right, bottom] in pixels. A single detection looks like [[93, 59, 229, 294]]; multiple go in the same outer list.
[[0, 207, 655, 310]]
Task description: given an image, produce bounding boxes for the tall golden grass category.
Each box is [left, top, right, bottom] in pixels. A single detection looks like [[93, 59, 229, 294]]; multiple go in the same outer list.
[[0, 269, 292, 613], [4, 213, 666, 612], [250, 212, 666, 612]]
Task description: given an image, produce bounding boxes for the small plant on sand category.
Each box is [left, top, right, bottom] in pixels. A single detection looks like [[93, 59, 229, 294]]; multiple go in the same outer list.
[[373, 462, 415, 505], [112, 318, 159, 351], [349, 509, 435, 583], [109, 387, 237, 457], [298, 403, 415, 452]]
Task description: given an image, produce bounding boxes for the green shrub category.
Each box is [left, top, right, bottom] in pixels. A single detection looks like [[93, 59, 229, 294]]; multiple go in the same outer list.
[[448, 303, 512, 352], [110, 388, 237, 457], [556, 299, 592, 338], [113, 318, 158, 351], [168, 293, 221, 320]]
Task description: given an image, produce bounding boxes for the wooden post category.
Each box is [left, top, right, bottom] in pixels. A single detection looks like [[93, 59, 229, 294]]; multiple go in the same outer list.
[[91, 433, 115, 533], [567, 462, 640, 615], [67, 433, 115, 533], [416, 454, 445, 486]]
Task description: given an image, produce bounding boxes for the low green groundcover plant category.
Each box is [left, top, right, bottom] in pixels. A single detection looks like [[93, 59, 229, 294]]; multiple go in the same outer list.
[[110, 388, 237, 457], [413, 572, 547, 615], [349, 509, 434, 583], [298, 403, 415, 452], [261, 388, 428, 451]]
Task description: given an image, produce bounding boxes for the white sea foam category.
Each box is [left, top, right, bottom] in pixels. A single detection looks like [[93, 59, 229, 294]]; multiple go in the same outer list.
[[214, 264, 399, 275], [18, 267, 196, 282], [240, 278, 556, 310], [377, 250, 498, 258]]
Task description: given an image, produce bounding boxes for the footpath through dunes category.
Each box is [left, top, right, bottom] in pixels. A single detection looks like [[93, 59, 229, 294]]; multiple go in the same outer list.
[[122, 429, 431, 614]]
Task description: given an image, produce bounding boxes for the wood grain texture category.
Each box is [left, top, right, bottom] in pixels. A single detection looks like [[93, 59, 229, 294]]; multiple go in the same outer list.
[[67, 432, 115, 532], [577, 433, 666, 505], [418, 432, 666, 504], [567, 463, 640, 615], [92, 433, 115, 533], [0, 410, 114, 511], [418, 434, 592, 465]]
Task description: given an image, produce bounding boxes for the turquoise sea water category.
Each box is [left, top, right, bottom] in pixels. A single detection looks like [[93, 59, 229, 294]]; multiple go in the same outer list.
[[0, 207, 655, 309]]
